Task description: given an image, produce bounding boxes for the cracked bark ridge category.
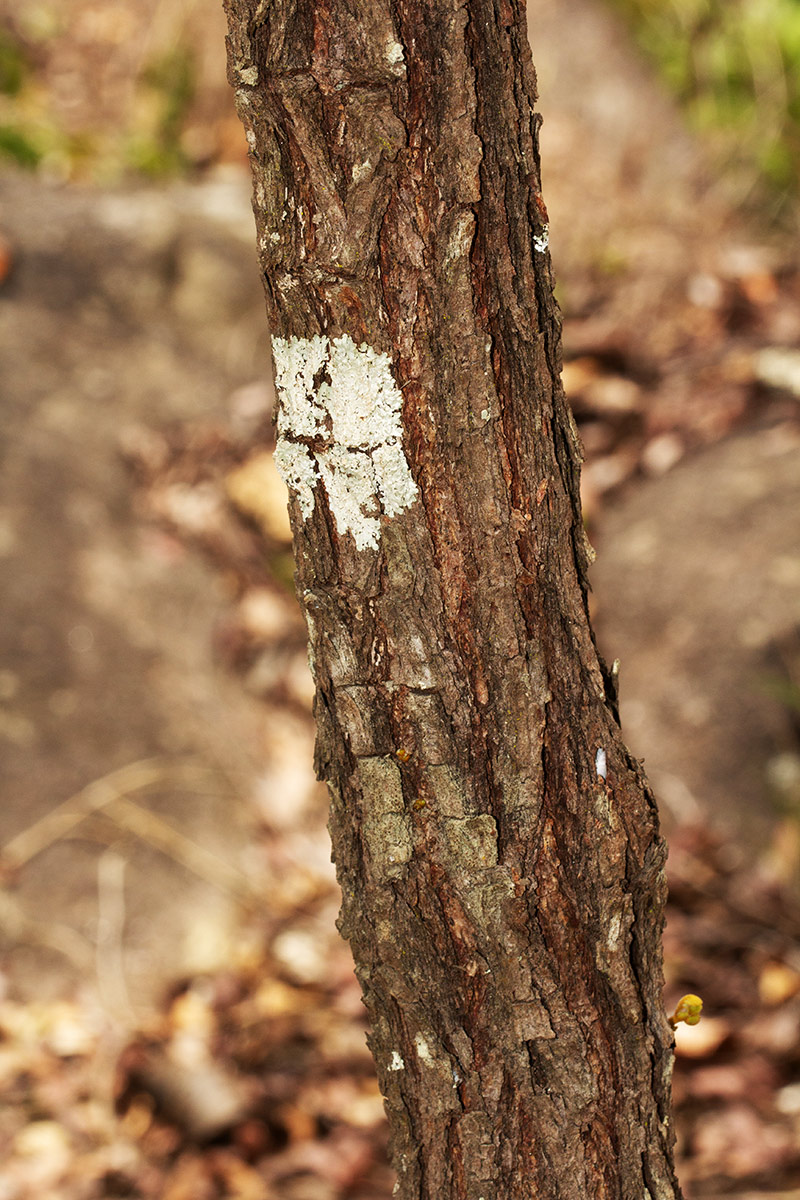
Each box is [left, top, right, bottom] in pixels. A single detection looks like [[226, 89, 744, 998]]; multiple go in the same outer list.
[[223, 2, 681, 1197]]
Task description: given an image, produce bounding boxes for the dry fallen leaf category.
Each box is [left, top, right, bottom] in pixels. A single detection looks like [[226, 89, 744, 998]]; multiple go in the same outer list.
[[211, 1147, 273, 1200], [690, 1103, 798, 1182], [759, 961, 800, 1007], [226, 452, 292, 543], [162, 1152, 216, 1200]]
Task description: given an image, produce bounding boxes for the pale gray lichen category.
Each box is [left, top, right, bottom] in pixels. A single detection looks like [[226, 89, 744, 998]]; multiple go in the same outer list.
[[273, 333, 329, 440], [442, 815, 498, 870], [272, 440, 319, 520], [235, 64, 259, 86], [358, 755, 411, 879], [351, 160, 373, 185], [385, 39, 406, 75], [317, 444, 379, 542], [272, 334, 418, 550], [414, 1033, 434, 1065], [371, 441, 420, 518], [358, 755, 405, 814]]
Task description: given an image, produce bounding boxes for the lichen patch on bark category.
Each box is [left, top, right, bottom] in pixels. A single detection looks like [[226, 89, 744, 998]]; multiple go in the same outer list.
[[272, 333, 419, 550]]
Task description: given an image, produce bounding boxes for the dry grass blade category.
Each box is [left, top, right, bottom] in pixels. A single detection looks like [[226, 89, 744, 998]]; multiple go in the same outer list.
[[0, 758, 219, 875], [105, 796, 254, 901], [0, 889, 94, 970]]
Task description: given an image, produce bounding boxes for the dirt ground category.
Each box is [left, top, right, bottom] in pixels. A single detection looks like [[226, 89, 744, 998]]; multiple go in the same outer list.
[[0, 169, 275, 1007], [1, 1, 800, 1197]]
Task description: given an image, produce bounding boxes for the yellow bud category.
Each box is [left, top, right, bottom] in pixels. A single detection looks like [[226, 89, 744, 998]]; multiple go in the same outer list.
[[669, 993, 703, 1028]]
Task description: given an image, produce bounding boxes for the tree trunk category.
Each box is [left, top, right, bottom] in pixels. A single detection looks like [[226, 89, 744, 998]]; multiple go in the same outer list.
[[222, 3, 680, 1197]]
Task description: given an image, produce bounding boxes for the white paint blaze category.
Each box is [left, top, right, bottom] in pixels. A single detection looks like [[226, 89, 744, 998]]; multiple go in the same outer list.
[[272, 334, 418, 550]]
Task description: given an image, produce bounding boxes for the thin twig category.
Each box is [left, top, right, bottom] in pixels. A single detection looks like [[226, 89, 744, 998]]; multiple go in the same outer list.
[[0, 889, 94, 971], [95, 848, 136, 1024]]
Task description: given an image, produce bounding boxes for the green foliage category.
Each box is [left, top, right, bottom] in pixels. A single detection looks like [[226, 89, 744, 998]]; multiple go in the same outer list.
[[0, 27, 28, 96], [0, 123, 41, 167], [0, 19, 197, 181], [762, 673, 800, 716], [0, 27, 41, 165], [125, 47, 197, 178], [608, 0, 800, 211]]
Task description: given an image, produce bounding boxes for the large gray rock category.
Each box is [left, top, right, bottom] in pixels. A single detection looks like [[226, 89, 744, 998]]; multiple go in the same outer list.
[[592, 425, 800, 852]]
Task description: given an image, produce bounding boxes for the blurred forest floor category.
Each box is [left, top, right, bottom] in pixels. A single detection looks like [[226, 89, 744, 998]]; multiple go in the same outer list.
[[1, 0, 800, 1197]]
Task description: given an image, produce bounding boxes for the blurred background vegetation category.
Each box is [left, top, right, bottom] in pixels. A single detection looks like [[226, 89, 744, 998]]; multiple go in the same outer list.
[[608, 0, 800, 220], [1, 0, 800, 224], [0, 0, 239, 182]]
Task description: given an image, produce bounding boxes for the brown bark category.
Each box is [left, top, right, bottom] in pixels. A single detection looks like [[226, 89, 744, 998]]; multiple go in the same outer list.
[[222, 2, 681, 1197]]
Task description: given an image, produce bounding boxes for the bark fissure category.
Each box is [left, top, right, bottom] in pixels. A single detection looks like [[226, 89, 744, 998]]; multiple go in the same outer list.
[[224, 1, 681, 1196]]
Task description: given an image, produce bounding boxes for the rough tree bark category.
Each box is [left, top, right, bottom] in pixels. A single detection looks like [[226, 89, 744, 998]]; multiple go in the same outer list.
[[222, 3, 680, 1197]]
